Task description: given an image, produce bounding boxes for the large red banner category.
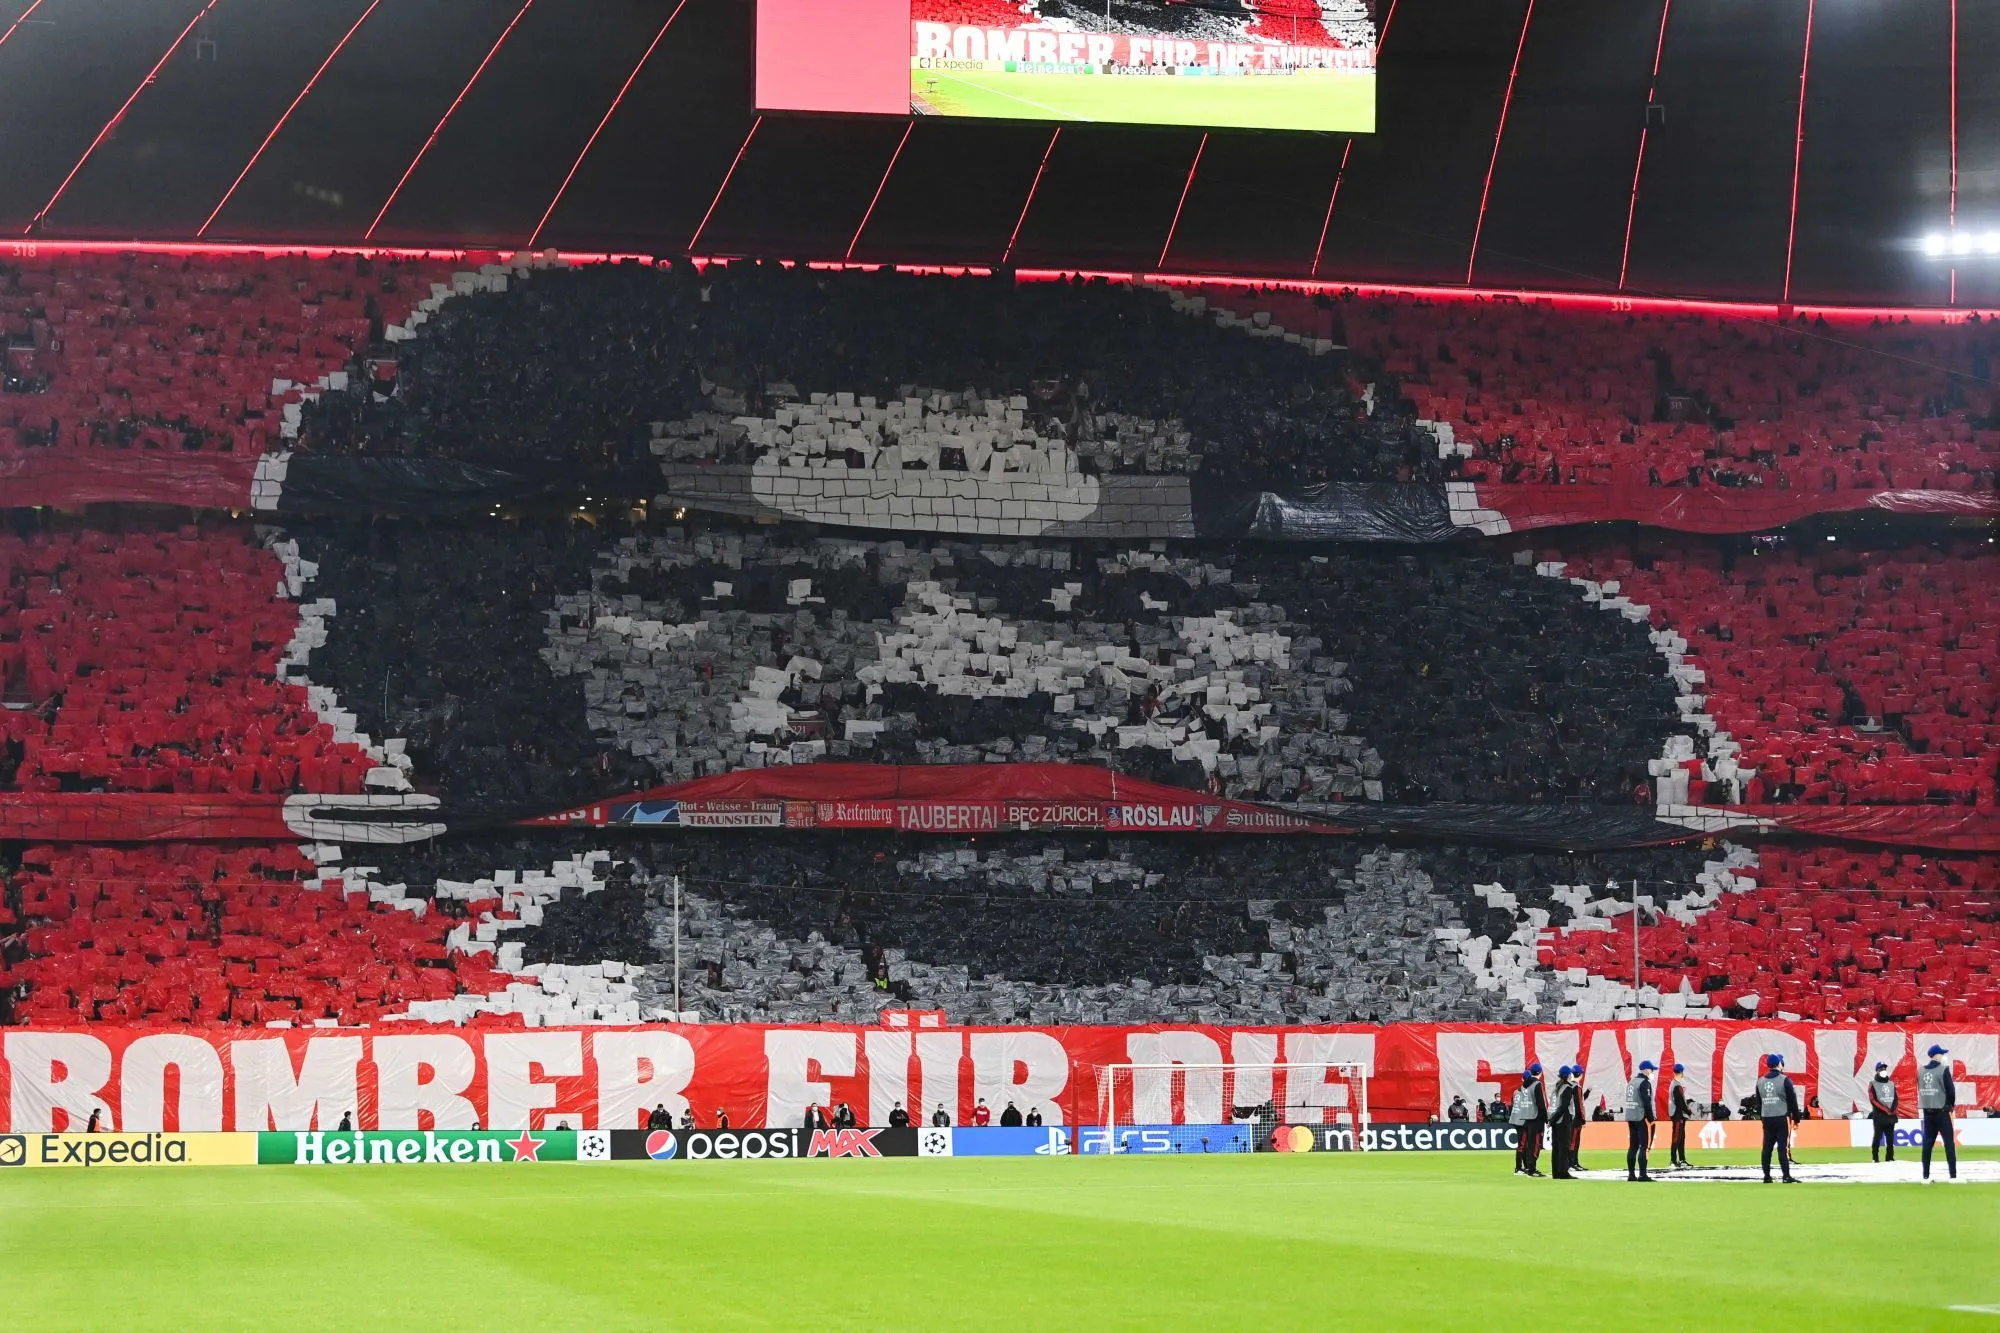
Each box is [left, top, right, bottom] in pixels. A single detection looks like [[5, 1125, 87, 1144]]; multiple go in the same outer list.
[[519, 764, 1344, 836], [5, 1022, 1992, 1133], [1474, 481, 1998, 536]]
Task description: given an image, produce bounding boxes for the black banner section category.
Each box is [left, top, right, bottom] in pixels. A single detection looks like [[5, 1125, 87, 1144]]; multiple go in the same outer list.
[[1192, 482, 1469, 543], [272, 457, 567, 513], [1309, 803, 1700, 852]]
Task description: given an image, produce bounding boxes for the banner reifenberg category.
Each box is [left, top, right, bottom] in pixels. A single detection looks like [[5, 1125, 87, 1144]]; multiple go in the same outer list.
[[1, 1023, 1992, 1133]]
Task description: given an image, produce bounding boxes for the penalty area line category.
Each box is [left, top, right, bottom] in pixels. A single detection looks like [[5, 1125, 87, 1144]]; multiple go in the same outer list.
[[923, 74, 1094, 122]]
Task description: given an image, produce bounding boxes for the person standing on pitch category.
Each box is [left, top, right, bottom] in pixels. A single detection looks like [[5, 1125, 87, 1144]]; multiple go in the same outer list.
[[1547, 1066, 1580, 1179], [1918, 1044, 1958, 1182], [1510, 1062, 1549, 1177], [1625, 1060, 1658, 1182], [1569, 1070, 1590, 1172], [1756, 1053, 1801, 1183], [1867, 1061, 1899, 1163], [1667, 1063, 1696, 1169]]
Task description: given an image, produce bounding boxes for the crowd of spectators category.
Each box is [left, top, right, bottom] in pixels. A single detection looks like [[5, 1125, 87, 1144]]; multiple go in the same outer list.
[[345, 828, 1715, 1026], [277, 517, 1679, 813], [1201, 286, 2000, 493], [1, 250, 451, 457], [4, 252, 1994, 1034], [1543, 534, 1997, 808], [296, 260, 1418, 493]]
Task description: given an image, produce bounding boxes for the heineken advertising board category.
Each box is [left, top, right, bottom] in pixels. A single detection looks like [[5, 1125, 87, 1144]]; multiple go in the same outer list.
[[258, 1129, 612, 1165]]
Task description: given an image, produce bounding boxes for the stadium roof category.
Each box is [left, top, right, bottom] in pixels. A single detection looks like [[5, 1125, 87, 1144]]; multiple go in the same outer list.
[[0, 0, 1992, 308]]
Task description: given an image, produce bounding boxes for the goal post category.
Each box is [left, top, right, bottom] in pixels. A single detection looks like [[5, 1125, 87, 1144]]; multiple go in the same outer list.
[[1092, 1062, 1370, 1154]]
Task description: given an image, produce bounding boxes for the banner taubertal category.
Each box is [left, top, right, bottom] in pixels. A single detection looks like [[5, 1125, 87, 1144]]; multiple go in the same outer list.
[[2, 1023, 1991, 1132]]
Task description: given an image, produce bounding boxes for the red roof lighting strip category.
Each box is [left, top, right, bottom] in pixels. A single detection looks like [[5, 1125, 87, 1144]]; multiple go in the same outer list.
[[1002, 125, 1061, 265], [198, 0, 386, 238], [1309, 139, 1353, 279], [8, 238, 1991, 326], [527, 0, 693, 249], [364, 0, 537, 240], [0, 0, 47, 52], [847, 119, 915, 262], [1780, 0, 1815, 305], [687, 116, 762, 254], [1465, 0, 1538, 286], [1309, 5, 1396, 278], [1158, 133, 1207, 271], [1618, 0, 1674, 291], [24, 0, 224, 235]]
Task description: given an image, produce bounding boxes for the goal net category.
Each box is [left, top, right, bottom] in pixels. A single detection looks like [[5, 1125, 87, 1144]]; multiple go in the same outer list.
[[1092, 1063, 1370, 1154]]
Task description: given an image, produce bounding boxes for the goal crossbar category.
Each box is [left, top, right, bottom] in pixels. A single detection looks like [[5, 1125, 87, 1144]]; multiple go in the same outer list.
[[1094, 1062, 1370, 1153]]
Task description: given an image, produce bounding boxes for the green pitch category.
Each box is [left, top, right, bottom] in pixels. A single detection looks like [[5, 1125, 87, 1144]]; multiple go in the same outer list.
[[911, 68, 1374, 133], [4, 1150, 1996, 1330]]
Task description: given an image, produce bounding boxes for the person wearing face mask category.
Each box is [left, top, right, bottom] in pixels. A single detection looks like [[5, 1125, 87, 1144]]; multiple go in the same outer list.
[[1666, 1063, 1697, 1170], [1918, 1044, 1958, 1183], [1866, 1061, 1899, 1164]]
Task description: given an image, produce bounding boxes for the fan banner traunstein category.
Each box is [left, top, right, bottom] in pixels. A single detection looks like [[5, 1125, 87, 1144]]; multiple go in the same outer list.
[[1, 767, 1992, 850]]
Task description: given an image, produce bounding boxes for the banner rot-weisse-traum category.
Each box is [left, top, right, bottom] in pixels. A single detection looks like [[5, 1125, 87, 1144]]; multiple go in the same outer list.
[[2, 1023, 1992, 1133]]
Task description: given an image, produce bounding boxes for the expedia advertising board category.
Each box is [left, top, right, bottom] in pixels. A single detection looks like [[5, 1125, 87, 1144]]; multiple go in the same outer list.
[[0, 1132, 259, 1168], [610, 1128, 921, 1160], [259, 1129, 611, 1165]]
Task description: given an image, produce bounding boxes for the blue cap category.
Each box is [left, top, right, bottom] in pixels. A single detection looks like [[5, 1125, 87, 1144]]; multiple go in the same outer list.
[[1638, 1060, 1657, 1071], [1561, 1065, 1575, 1077], [1927, 1044, 1948, 1057], [1672, 1063, 1685, 1074], [1527, 1062, 1543, 1074], [1766, 1053, 1784, 1067]]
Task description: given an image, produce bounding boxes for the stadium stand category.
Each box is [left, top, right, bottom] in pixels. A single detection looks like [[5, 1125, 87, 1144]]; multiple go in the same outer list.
[[1215, 289, 2000, 494], [272, 521, 1680, 809], [1541, 538, 1997, 809], [0, 842, 506, 1027], [0, 253, 1992, 1037], [0, 528, 380, 799], [0, 250, 454, 456], [1541, 846, 2000, 1024]]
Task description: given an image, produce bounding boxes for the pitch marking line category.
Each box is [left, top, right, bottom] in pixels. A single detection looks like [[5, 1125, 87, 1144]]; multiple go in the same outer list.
[[923, 74, 1096, 122]]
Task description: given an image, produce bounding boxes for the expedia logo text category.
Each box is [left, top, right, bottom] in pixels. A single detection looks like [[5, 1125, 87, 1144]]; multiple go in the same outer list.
[[9, 1133, 194, 1166]]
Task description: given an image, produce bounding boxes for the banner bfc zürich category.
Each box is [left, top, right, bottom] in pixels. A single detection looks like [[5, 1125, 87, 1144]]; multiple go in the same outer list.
[[0, 1023, 1991, 1132]]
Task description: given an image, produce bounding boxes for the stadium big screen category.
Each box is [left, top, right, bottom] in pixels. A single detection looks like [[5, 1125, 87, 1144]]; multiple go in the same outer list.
[[756, 0, 1377, 133]]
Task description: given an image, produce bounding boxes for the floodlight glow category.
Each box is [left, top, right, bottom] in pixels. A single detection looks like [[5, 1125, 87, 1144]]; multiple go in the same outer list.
[[1922, 233, 1947, 257], [1985, 231, 2000, 255], [1952, 232, 1975, 256]]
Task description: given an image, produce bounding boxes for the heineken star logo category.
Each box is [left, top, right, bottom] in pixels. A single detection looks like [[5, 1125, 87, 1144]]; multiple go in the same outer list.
[[507, 1130, 545, 1162]]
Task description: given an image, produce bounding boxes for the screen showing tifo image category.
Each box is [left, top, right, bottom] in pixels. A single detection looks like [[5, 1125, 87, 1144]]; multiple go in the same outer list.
[[755, 0, 1378, 134]]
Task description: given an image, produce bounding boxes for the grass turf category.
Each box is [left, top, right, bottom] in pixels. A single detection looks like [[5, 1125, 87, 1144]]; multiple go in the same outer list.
[[911, 68, 1374, 132], [4, 1148, 1996, 1330]]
